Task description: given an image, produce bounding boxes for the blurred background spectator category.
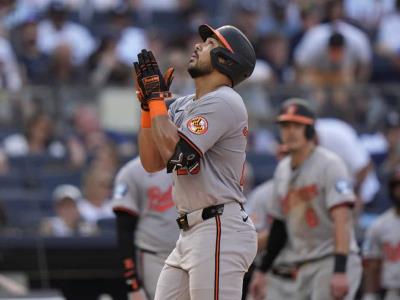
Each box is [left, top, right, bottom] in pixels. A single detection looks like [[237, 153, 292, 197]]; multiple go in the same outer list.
[[40, 184, 97, 237], [78, 167, 114, 224], [3, 112, 66, 158], [294, 0, 372, 86], [0, 36, 22, 91]]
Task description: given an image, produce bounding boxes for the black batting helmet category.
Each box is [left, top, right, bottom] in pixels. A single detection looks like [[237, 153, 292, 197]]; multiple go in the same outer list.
[[198, 24, 256, 87], [277, 98, 316, 140]]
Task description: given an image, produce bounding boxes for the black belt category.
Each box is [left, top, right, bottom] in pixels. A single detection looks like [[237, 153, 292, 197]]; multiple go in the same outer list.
[[271, 267, 297, 280], [176, 204, 225, 231]]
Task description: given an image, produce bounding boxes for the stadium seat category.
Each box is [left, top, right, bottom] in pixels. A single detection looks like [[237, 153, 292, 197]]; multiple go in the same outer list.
[[0, 189, 51, 229]]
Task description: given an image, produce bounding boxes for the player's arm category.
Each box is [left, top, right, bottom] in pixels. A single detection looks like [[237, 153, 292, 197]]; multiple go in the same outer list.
[[330, 205, 352, 266], [250, 217, 287, 300], [150, 115, 180, 163], [258, 217, 287, 272], [138, 127, 166, 172], [362, 222, 383, 299], [134, 50, 179, 171], [329, 204, 354, 299], [363, 258, 382, 297], [115, 211, 142, 293], [257, 229, 269, 253], [133, 50, 175, 172]]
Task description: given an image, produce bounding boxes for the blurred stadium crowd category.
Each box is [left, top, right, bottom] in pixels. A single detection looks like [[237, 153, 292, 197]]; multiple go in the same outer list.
[[0, 0, 400, 298]]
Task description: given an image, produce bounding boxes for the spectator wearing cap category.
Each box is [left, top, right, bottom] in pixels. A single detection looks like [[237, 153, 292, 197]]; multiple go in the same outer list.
[[37, 1, 95, 67], [294, 0, 371, 85], [40, 184, 97, 236]]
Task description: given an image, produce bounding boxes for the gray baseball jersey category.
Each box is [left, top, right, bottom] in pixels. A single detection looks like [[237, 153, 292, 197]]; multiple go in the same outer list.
[[168, 86, 248, 213], [268, 146, 359, 263], [363, 208, 400, 289], [247, 179, 297, 267], [112, 157, 179, 254]]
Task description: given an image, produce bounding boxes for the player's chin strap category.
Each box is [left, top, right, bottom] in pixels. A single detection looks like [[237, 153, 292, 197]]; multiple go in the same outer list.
[[167, 134, 202, 174]]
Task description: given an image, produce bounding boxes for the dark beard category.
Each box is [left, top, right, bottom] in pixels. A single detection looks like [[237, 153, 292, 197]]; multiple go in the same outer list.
[[187, 64, 213, 78]]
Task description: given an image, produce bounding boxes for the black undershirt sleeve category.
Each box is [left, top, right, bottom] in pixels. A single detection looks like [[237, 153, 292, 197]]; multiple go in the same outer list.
[[259, 218, 288, 273], [115, 211, 141, 291]]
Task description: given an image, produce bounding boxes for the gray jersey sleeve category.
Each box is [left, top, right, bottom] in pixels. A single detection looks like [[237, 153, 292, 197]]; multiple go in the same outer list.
[[112, 161, 141, 215], [178, 97, 239, 155], [266, 161, 288, 221], [363, 222, 382, 259], [324, 157, 356, 209]]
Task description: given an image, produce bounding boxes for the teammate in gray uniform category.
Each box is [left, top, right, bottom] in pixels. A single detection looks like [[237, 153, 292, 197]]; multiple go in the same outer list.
[[363, 167, 400, 300], [112, 157, 179, 300], [250, 98, 362, 300], [247, 179, 297, 300], [134, 24, 257, 299]]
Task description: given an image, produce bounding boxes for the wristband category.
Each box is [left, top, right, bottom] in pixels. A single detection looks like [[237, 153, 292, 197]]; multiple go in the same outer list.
[[333, 253, 347, 273], [149, 99, 168, 119], [141, 110, 151, 128], [123, 258, 142, 292]]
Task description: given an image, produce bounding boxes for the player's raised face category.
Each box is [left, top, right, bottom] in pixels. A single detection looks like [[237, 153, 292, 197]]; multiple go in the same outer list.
[[279, 122, 308, 152], [187, 37, 219, 78]]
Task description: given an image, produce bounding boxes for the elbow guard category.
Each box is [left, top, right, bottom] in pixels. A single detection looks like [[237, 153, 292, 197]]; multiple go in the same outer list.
[[167, 134, 202, 174]]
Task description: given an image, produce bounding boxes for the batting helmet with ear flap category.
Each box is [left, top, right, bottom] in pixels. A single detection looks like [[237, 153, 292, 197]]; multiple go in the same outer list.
[[198, 24, 256, 87], [277, 98, 316, 140]]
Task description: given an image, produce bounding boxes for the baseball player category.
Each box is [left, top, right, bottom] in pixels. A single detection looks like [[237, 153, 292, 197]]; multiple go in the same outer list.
[[134, 24, 258, 299], [247, 178, 297, 300], [112, 157, 179, 300], [246, 145, 297, 300], [363, 166, 400, 300], [250, 98, 362, 300]]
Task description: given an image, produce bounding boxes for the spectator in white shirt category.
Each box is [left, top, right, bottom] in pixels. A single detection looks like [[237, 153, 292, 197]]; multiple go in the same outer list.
[[107, 4, 149, 66], [37, 1, 95, 66], [376, 0, 400, 70], [78, 168, 114, 224], [2, 112, 66, 158], [294, 0, 372, 85], [344, 0, 395, 34], [316, 117, 380, 204]]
